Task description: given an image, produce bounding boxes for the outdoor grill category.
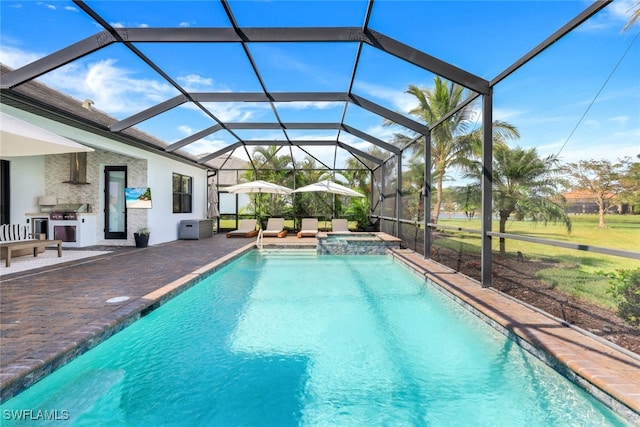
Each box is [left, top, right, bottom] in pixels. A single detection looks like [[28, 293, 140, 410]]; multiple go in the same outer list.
[[49, 203, 89, 220], [49, 203, 91, 247]]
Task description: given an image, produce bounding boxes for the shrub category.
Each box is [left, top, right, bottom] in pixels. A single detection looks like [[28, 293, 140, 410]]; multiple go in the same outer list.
[[604, 268, 640, 327], [345, 198, 370, 230]]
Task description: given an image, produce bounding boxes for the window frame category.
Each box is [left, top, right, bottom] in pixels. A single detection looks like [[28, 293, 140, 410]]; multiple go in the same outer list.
[[172, 173, 193, 214]]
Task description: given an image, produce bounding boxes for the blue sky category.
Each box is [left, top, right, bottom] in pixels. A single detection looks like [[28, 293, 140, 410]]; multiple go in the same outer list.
[[1, 0, 638, 177]]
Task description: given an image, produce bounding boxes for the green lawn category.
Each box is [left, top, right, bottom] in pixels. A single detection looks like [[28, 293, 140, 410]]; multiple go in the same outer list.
[[437, 214, 639, 268], [436, 214, 640, 310]]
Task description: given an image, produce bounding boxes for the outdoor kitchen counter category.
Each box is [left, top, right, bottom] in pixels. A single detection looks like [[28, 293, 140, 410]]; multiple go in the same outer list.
[[25, 212, 98, 217], [47, 208, 97, 248]]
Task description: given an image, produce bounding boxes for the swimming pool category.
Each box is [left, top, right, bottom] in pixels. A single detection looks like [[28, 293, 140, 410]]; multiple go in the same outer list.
[[0, 251, 627, 425]]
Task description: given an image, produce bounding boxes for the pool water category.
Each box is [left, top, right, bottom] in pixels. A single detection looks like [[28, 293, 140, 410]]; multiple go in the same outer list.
[[0, 251, 627, 426]]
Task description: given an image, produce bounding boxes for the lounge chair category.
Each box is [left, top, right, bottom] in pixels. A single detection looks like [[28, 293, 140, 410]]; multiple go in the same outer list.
[[262, 218, 288, 238], [226, 219, 259, 238], [297, 218, 318, 238], [331, 219, 350, 233]]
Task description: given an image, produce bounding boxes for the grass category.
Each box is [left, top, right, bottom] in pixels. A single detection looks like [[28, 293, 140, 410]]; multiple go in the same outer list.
[[537, 267, 617, 310], [436, 214, 640, 310]]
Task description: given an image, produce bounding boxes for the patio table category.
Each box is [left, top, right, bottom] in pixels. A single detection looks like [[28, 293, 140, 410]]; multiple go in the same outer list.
[[0, 239, 62, 267]]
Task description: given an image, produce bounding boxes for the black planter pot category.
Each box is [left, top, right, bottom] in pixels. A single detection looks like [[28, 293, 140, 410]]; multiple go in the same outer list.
[[134, 233, 149, 248]]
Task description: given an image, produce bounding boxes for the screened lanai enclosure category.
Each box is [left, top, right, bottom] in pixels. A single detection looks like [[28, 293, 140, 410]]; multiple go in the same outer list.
[[1, 0, 638, 290]]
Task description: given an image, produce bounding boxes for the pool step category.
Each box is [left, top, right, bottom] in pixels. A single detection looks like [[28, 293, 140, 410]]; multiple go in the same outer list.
[[258, 249, 317, 258]]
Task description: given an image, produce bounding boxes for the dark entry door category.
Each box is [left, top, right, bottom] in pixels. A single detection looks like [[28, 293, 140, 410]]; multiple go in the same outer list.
[[105, 166, 127, 239], [0, 160, 9, 225]]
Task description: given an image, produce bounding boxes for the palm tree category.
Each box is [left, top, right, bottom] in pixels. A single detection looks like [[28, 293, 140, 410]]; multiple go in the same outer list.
[[245, 146, 293, 221], [624, 1, 640, 31], [405, 76, 519, 223], [467, 146, 571, 254], [292, 156, 330, 220], [452, 184, 481, 219], [402, 157, 427, 220], [250, 145, 293, 183]]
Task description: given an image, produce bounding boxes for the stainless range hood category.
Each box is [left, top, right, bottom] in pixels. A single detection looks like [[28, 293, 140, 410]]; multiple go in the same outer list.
[[50, 203, 90, 213], [63, 152, 90, 185]]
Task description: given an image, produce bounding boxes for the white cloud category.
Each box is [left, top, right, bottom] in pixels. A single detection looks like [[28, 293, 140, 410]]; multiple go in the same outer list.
[[0, 45, 42, 69], [582, 119, 601, 129], [353, 80, 417, 114], [108, 20, 151, 29], [177, 125, 195, 137], [532, 123, 640, 164], [2, 43, 179, 117], [261, 46, 311, 73], [289, 131, 336, 141], [608, 0, 638, 21], [557, 143, 636, 164], [201, 102, 256, 122], [32, 58, 176, 114], [609, 115, 629, 126], [183, 138, 232, 157], [178, 74, 214, 91], [276, 101, 342, 110], [493, 107, 525, 122], [364, 123, 399, 141], [578, 0, 637, 32], [579, 20, 611, 32], [315, 147, 343, 166], [610, 126, 640, 140]]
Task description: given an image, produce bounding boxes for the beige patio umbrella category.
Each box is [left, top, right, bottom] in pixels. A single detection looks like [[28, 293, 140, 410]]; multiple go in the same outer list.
[[225, 180, 293, 195], [293, 180, 364, 198], [293, 180, 364, 220], [207, 182, 220, 218], [225, 180, 293, 226], [0, 111, 93, 157]]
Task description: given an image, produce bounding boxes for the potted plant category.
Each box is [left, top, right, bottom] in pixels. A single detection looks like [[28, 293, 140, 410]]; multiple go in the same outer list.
[[134, 227, 150, 248]]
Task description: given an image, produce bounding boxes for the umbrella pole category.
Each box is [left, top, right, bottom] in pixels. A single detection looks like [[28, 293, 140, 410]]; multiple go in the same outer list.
[[332, 193, 335, 219]]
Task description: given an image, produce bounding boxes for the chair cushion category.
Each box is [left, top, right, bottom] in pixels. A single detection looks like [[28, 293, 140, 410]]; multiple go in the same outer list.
[[0, 224, 29, 241], [265, 218, 284, 229]]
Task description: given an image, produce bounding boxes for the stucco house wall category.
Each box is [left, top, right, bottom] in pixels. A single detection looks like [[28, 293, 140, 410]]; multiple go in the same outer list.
[[2, 105, 209, 247]]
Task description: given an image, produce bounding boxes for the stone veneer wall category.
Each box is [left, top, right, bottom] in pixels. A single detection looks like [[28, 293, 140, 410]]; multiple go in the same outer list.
[[317, 237, 401, 255], [45, 148, 147, 246]]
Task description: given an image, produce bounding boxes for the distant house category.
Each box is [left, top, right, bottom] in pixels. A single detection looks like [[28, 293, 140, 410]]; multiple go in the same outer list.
[[562, 190, 599, 214], [562, 190, 625, 214]]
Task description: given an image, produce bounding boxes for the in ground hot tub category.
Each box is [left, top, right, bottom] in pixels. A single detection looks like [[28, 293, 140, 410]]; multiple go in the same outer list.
[[317, 232, 401, 255]]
